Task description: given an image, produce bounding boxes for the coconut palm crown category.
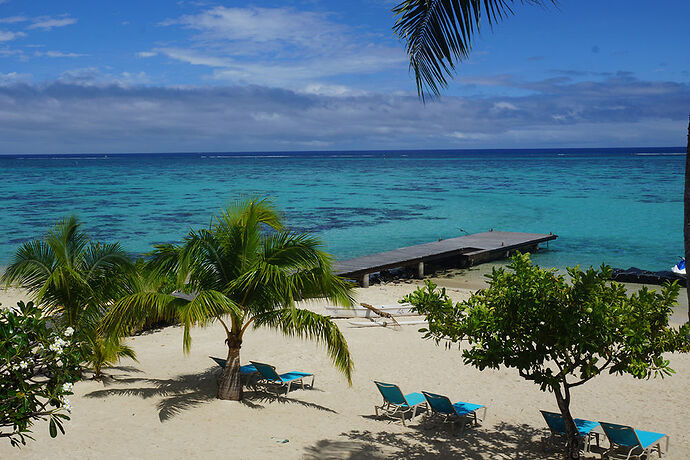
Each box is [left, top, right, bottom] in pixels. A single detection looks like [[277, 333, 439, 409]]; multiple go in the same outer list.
[[102, 196, 355, 400], [1, 216, 136, 378]]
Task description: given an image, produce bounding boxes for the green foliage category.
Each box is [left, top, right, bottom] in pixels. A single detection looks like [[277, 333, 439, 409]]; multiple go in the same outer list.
[[0, 301, 81, 447], [405, 254, 690, 456], [103, 195, 356, 392], [1, 216, 136, 378], [405, 254, 690, 392], [393, 0, 551, 100]]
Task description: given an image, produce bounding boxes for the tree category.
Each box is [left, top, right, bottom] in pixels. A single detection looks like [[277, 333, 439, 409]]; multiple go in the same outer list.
[[102, 196, 355, 400], [1, 301, 81, 446], [1, 216, 136, 379], [403, 254, 690, 459], [393, 0, 550, 100]]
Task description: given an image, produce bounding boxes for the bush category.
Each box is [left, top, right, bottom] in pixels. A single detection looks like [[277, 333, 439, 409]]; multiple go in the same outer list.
[[0, 301, 81, 446]]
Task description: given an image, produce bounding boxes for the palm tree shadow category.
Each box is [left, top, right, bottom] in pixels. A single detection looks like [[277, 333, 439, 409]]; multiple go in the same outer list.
[[242, 389, 337, 413], [303, 421, 560, 459], [84, 367, 218, 422]]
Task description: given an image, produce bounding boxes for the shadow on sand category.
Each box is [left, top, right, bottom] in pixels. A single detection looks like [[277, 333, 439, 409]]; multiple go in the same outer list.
[[84, 367, 336, 421], [303, 421, 567, 460]]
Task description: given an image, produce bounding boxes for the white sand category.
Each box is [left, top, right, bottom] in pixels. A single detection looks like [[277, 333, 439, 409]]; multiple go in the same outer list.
[[1, 279, 688, 459]]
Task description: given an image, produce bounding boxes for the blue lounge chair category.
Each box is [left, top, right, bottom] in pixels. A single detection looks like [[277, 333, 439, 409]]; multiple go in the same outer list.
[[249, 361, 314, 396], [422, 391, 486, 434], [209, 357, 273, 386], [599, 421, 669, 459], [374, 381, 427, 426], [540, 410, 600, 453]]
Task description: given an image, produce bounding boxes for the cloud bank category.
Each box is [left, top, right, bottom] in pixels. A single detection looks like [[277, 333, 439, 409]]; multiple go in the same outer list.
[[0, 72, 687, 154]]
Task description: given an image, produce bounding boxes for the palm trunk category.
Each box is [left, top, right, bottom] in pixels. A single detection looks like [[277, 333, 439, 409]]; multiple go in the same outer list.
[[685, 114, 690, 323], [217, 335, 243, 400], [554, 385, 580, 460]]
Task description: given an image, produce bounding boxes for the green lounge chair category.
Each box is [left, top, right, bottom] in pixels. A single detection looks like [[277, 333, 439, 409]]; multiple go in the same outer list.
[[599, 421, 669, 459], [422, 391, 486, 434], [540, 410, 600, 453], [373, 381, 427, 426], [249, 361, 315, 396]]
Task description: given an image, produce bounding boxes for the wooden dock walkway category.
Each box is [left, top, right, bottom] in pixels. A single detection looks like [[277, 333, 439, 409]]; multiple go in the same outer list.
[[335, 231, 557, 287]]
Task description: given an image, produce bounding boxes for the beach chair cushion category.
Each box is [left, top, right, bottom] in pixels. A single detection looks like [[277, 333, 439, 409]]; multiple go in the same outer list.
[[276, 371, 314, 383], [541, 410, 600, 436], [635, 430, 667, 449], [600, 422, 667, 449], [452, 401, 485, 417]]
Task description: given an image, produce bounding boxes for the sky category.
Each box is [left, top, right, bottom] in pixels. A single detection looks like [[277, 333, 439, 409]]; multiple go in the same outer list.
[[0, 0, 688, 154]]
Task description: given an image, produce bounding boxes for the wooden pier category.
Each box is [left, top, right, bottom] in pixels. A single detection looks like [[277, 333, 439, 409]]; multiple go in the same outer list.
[[334, 231, 557, 287]]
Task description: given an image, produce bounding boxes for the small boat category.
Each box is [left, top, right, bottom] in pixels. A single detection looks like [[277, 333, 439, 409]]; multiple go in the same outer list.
[[325, 303, 415, 318], [672, 258, 686, 275]]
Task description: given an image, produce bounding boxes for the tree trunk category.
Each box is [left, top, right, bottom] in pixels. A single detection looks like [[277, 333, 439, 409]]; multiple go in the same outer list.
[[554, 385, 580, 460], [685, 114, 690, 323], [217, 335, 243, 400]]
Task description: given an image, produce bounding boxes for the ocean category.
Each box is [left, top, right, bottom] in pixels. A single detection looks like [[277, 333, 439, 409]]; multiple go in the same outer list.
[[0, 147, 684, 272]]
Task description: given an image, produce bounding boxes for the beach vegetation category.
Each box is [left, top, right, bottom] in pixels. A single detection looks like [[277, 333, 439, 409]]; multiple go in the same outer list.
[[404, 253, 690, 459], [102, 196, 355, 400], [1, 216, 136, 379], [0, 301, 81, 447]]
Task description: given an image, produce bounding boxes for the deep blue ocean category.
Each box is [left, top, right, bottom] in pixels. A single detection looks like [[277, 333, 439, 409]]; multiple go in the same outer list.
[[0, 147, 684, 271]]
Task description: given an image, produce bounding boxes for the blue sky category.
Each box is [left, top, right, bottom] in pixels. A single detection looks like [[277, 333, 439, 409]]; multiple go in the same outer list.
[[0, 0, 688, 153]]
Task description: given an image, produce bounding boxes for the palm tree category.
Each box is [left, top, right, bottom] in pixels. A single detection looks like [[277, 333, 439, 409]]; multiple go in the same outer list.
[[1, 216, 136, 378], [393, 0, 549, 101], [102, 196, 355, 400]]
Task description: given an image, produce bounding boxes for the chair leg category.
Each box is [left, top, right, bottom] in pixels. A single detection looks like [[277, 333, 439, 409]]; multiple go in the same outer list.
[[401, 412, 406, 426]]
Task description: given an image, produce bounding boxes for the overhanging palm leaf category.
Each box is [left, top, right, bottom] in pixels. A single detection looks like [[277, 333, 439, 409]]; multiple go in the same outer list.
[[393, 0, 550, 100], [252, 308, 354, 384]]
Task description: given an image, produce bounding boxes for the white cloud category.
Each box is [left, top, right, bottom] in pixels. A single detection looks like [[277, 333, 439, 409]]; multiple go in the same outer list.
[[0, 30, 25, 42], [27, 16, 77, 31], [137, 51, 157, 58], [157, 6, 405, 88], [35, 50, 87, 58], [0, 16, 28, 24], [493, 101, 518, 111]]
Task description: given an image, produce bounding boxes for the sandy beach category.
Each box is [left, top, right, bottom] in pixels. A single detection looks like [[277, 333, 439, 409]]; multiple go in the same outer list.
[[1, 271, 688, 459]]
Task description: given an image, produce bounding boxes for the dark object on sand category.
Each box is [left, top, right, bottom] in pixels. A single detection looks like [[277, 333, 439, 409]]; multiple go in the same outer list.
[[610, 267, 686, 287]]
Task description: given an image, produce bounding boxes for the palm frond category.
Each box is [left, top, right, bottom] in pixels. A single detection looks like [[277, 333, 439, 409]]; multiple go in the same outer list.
[[393, 0, 548, 100], [101, 292, 186, 338], [252, 308, 354, 383]]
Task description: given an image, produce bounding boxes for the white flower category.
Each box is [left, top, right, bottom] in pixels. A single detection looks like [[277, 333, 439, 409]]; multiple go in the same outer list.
[[61, 398, 72, 413], [19, 360, 29, 369], [49, 337, 67, 354], [64, 327, 74, 337], [62, 382, 73, 392]]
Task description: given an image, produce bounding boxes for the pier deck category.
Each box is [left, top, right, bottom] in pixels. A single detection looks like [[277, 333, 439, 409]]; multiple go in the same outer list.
[[334, 231, 557, 287]]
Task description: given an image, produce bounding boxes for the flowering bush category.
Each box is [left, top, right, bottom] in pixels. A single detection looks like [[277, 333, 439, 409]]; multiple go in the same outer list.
[[0, 301, 81, 447]]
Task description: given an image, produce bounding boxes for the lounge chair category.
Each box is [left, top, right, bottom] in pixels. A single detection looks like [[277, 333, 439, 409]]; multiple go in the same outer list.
[[422, 391, 486, 434], [540, 410, 600, 453], [249, 361, 315, 396], [209, 357, 272, 386], [373, 381, 427, 426], [599, 421, 669, 459]]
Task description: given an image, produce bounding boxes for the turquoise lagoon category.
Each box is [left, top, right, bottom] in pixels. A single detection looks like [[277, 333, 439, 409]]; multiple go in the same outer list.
[[0, 148, 684, 271]]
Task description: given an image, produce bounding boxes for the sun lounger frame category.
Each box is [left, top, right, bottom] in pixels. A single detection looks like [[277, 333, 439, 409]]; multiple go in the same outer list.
[[422, 391, 486, 434], [250, 361, 315, 396], [539, 410, 600, 453], [599, 421, 669, 460], [373, 381, 427, 426]]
